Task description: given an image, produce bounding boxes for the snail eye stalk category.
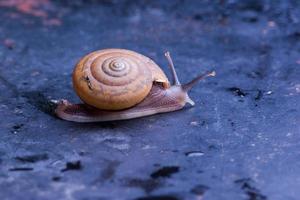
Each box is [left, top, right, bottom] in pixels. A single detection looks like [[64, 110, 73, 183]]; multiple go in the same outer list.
[[182, 71, 216, 92], [164, 51, 181, 86]]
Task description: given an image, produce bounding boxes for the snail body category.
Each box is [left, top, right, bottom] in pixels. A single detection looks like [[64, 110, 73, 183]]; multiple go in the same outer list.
[[55, 49, 215, 122]]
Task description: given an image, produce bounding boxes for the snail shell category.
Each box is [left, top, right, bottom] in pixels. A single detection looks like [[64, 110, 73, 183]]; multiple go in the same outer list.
[[73, 49, 170, 110]]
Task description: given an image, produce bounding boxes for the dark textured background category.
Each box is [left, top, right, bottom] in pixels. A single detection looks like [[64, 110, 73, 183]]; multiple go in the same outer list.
[[0, 0, 300, 200]]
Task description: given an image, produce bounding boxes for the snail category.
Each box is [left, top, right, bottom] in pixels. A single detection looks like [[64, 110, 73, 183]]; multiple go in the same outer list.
[[55, 49, 215, 122]]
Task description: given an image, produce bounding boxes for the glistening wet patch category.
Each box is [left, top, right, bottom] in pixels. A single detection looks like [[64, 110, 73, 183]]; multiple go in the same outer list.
[[22, 91, 57, 116], [150, 166, 180, 179], [123, 178, 162, 193], [9, 167, 33, 171], [235, 178, 267, 200], [15, 153, 48, 163], [190, 184, 210, 195], [227, 87, 247, 97], [61, 161, 82, 172]]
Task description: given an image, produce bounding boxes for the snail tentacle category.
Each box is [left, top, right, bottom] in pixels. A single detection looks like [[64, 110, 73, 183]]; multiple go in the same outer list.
[[164, 51, 181, 86], [182, 71, 216, 92]]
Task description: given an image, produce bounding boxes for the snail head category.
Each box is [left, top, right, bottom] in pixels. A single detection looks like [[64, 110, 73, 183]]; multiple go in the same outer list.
[[164, 51, 216, 106]]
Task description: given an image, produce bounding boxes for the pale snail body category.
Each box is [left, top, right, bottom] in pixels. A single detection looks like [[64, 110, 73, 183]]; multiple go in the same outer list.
[[55, 48, 215, 122]]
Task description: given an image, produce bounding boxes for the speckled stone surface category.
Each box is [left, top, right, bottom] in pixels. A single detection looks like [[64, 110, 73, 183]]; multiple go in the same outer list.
[[0, 1, 300, 200]]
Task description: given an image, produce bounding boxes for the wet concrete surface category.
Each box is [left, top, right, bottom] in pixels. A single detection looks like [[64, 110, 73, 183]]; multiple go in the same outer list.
[[0, 0, 300, 200]]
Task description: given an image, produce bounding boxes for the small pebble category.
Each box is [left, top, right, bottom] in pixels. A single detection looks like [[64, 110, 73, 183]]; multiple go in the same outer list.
[[185, 151, 204, 157], [268, 21, 276, 27], [3, 39, 15, 49], [265, 91, 273, 95], [190, 121, 198, 126]]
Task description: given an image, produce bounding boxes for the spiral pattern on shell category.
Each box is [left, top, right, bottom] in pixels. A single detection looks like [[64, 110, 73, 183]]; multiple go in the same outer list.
[[72, 49, 168, 110]]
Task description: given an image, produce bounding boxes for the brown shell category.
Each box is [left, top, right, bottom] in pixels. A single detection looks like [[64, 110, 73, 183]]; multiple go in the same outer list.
[[72, 48, 170, 110]]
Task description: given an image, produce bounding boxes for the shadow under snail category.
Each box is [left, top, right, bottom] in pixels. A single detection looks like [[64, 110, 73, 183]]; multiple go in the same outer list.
[[55, 48, 215, 122]]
